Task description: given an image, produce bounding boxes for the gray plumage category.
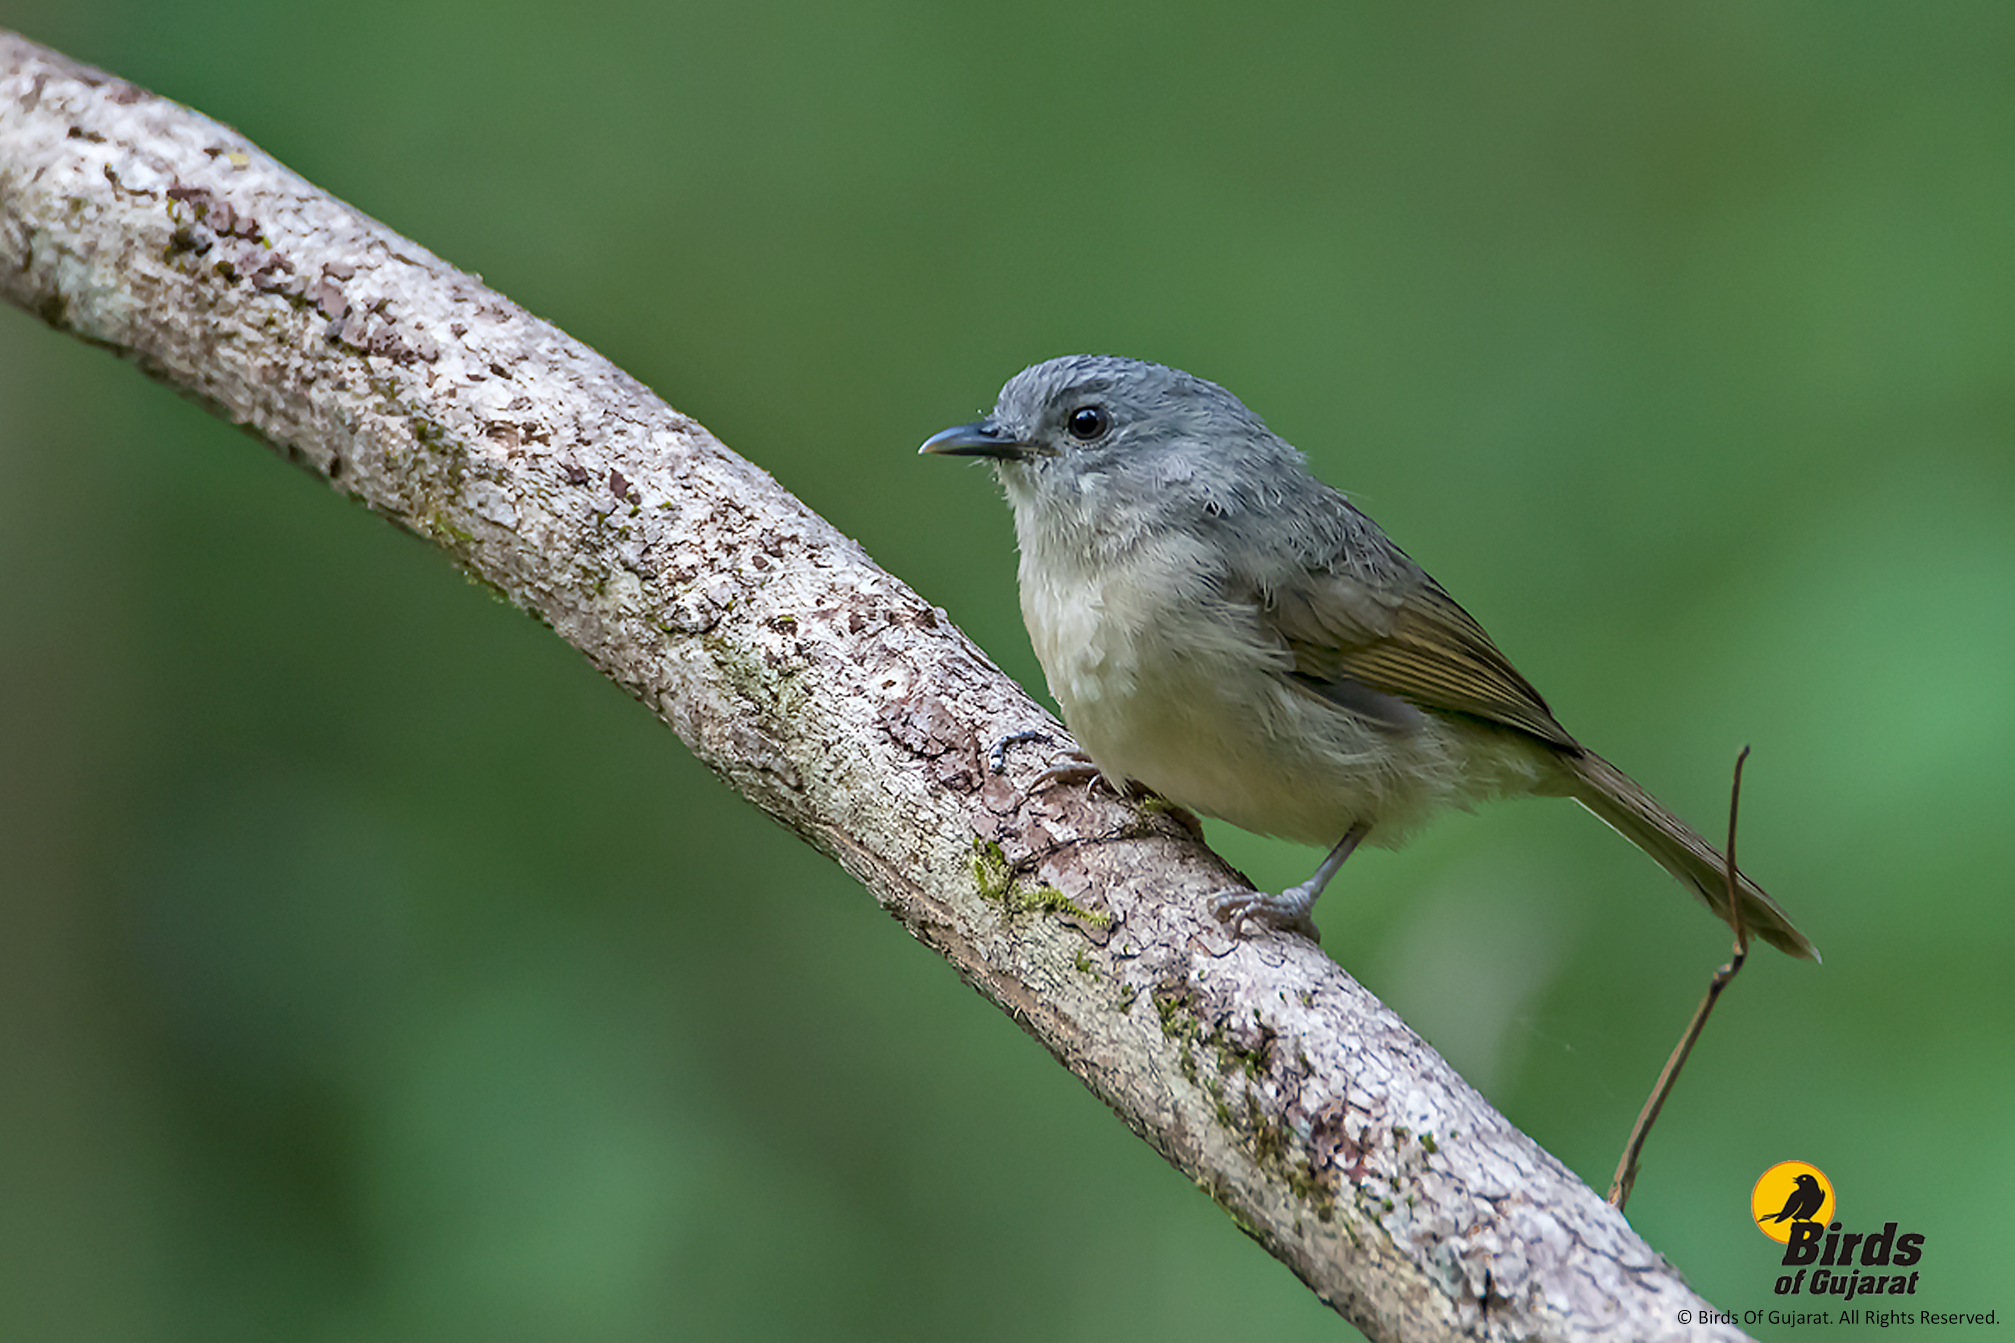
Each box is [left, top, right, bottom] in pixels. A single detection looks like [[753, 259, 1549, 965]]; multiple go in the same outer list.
[[922, 355, 1816, 960]]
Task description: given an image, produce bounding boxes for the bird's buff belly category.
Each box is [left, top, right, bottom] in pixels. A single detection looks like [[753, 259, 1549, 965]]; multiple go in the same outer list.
[[1038, 623, 1549, 847], [1021, 555, 1551, 846], [1037, 632, 1429, 847], [1058, 660, 1412, 844]]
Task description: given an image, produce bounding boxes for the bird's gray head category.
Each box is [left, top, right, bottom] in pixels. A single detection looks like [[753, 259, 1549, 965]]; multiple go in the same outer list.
[[919, 355, 1314, 545]]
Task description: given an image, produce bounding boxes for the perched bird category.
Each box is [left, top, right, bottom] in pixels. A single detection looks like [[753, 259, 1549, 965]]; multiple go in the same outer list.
[[922, 355, 1816, 959], [1761, 1174, 1827, 1224]]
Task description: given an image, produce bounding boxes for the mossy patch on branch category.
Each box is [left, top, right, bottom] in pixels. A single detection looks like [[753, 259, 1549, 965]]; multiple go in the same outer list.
[[968, 839, 1112, 929]]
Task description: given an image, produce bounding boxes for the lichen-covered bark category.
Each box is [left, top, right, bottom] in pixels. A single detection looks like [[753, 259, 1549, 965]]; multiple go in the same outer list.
[[0, 31, 1750, 1342]]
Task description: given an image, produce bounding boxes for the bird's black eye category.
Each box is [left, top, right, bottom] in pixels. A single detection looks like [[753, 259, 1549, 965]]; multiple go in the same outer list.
[[1066, 405, 1111, 441]]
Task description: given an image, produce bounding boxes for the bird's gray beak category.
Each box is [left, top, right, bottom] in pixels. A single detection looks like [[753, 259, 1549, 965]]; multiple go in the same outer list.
[[919, 419, 1029, 460]]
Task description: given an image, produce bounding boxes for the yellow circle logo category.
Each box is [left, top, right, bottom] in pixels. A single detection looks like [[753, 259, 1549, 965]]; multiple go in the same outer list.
[[1751, 1160, 1835, 1243]]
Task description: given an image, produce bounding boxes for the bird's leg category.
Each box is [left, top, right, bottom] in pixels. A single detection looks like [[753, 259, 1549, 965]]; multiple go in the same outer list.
[[1211, 821, 1371, 942]]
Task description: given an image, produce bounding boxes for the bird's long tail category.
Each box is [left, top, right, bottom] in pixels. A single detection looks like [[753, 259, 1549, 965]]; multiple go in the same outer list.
[[1557, 748, 1819, 961]]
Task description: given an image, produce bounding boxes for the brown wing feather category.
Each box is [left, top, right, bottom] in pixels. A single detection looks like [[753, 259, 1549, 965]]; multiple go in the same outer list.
[[1266, 571, 1578, 750]]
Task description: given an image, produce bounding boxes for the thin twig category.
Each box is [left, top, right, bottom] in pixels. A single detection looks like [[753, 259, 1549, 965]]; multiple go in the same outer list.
[[1607, 747, 1754, 1210]]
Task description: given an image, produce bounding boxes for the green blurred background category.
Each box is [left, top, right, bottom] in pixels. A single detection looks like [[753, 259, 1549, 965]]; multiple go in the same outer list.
[[3, 4, 2010, 1339]]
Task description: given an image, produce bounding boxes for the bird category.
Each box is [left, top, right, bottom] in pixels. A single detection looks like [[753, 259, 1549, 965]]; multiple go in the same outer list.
[[921, 354, 1816, 960], [1761, 1173, 1826, 1223]]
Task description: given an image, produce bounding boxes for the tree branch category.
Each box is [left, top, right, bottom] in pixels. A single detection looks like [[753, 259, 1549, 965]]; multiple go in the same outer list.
[[0, 31, 1748, 1341]]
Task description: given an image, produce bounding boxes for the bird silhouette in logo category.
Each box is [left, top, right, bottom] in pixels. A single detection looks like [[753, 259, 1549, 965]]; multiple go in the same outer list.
[[1760, 1173, 1826, 1224]]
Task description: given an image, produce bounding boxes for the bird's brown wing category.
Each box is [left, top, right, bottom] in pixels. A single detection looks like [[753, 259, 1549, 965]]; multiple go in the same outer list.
[[1264, 569, 1578, 750], [1265, 565, 1821, 960]]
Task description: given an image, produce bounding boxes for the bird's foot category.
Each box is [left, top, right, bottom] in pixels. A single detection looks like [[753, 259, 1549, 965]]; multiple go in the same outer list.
[[1211, 883, 1323, 943], [987, 729, 1107, 790], [1030, 753, 1103, 791], [1209, 822, 1369, 945]]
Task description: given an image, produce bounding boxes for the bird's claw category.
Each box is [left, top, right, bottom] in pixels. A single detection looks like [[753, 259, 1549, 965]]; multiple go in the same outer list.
[[1029, 753, 1102, 791], [1210, 888, 1322, 943], [987, 730, 1107, 791]]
